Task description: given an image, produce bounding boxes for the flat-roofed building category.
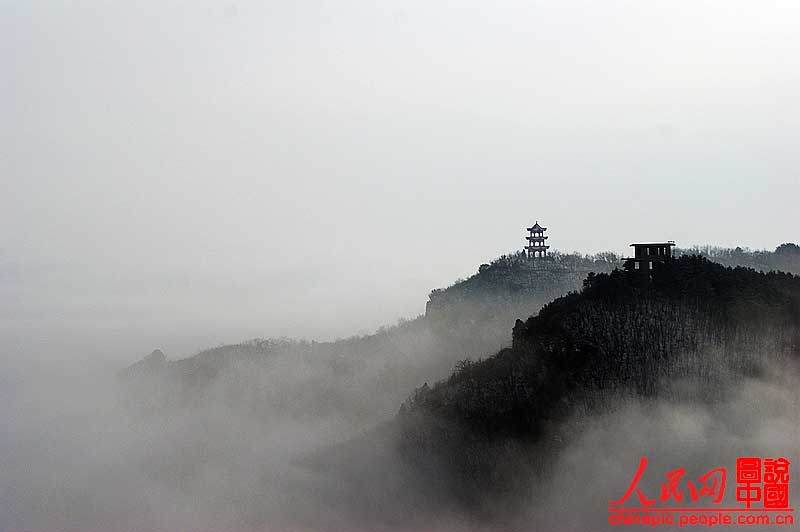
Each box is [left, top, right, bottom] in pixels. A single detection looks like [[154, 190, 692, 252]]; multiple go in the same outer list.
[[624, 241, 676, 272]]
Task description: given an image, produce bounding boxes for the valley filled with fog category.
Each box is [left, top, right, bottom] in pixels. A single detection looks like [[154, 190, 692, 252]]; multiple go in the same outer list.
[[3, 1, 800, 530]]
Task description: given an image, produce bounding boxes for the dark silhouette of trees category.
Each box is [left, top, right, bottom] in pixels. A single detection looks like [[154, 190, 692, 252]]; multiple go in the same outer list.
[[400, 254, 800, 460]]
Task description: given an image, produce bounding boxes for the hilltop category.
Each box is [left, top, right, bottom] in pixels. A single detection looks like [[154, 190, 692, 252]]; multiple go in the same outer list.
[[682, 242, 800, 274]]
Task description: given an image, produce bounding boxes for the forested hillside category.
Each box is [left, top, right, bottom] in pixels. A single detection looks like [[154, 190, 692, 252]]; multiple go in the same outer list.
[[120, 245, 799, 429], [120, 251, 622, 425], [115, 245, 800, 529], [679, 242, 800, 274], [397, 256, 800, 518]]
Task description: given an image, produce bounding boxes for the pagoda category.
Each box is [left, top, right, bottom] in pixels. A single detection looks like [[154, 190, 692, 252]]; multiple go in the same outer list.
[[525, 221, 550, 259]]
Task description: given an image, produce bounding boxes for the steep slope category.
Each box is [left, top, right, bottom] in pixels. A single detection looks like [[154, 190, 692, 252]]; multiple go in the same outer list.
[[397, 256, 800, 517]]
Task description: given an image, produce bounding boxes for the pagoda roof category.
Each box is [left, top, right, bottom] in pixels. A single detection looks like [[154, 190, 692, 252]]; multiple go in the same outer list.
[[526, 222, 547, 232]]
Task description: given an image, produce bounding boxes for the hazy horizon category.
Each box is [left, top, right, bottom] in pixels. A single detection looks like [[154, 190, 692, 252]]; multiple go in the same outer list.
[[2, 4, 800, 530], [3, 1, 799, 369]]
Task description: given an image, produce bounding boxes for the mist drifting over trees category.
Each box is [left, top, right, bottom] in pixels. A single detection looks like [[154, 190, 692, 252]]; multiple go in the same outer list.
[[1, 246, 798, 530], [4, 1, 800, 530]]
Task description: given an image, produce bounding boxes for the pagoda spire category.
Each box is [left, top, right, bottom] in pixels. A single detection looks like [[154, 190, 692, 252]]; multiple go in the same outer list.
[[525, 221, 550, 259]]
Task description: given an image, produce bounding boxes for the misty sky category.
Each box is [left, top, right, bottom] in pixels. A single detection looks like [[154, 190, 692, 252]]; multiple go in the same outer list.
[[2, 1, 799, 368]]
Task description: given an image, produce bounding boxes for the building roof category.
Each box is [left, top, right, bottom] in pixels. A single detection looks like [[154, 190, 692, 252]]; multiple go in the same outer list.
[[629, 241, 676, 247], [527, 222, 546, 232]]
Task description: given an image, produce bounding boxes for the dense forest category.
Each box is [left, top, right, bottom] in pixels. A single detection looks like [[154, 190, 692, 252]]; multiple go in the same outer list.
[[680, 242, 800, 274], [396, 255, 800, 520]]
